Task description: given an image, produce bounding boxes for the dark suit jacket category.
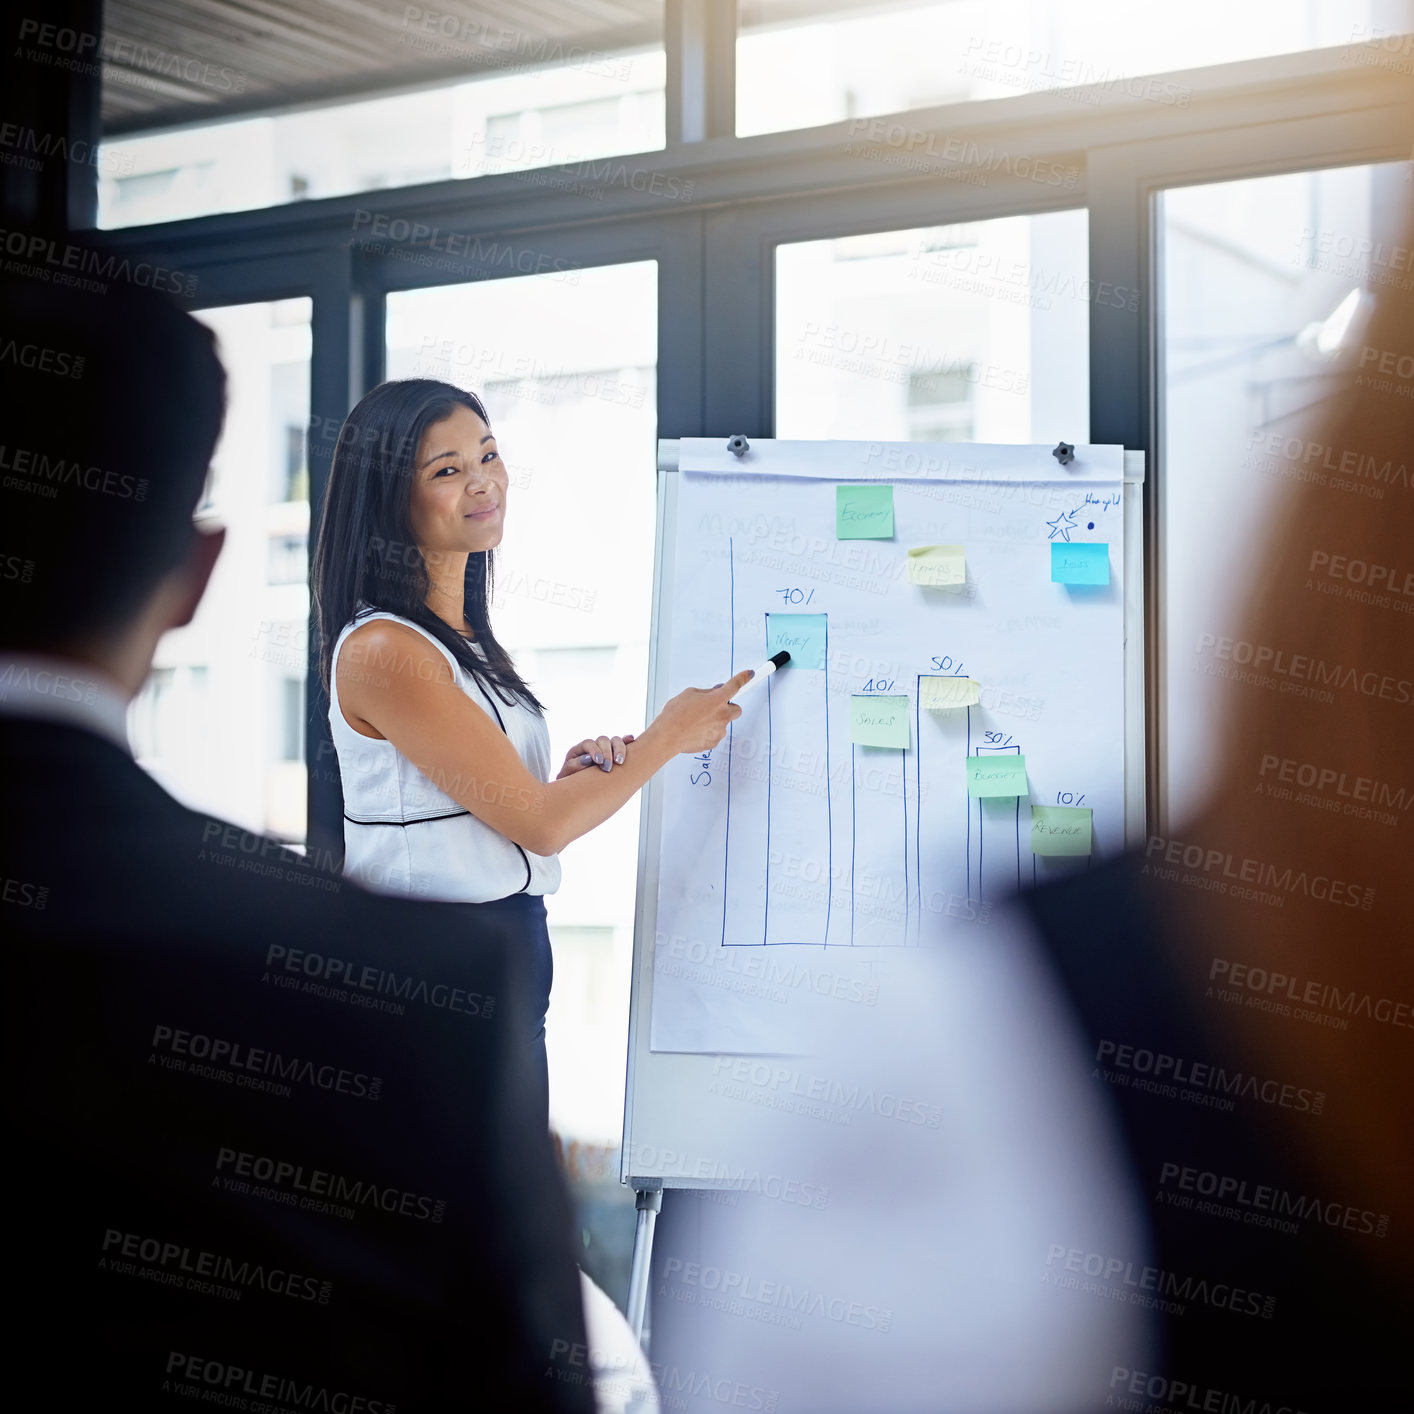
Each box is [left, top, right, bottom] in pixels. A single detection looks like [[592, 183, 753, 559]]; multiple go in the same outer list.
[[1, 717, 595, 1412], [1020, 855, 1409, 1414]]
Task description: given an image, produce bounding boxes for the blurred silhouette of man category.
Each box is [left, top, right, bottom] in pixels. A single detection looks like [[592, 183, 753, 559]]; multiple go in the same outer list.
[[1018, 187, 1414, 1411], [0, 255, 595, 1412]]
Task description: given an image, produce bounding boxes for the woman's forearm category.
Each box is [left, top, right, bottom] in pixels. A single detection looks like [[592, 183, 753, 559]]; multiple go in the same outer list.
[[529, 722, 678, 854]]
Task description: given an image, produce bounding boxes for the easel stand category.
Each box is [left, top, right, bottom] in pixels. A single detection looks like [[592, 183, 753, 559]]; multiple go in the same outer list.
[[619, 439, 1146, 1352], [625, 1180, 662, 1343]]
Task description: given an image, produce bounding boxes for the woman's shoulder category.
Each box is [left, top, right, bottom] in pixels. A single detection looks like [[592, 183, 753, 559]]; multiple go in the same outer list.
[[337, 611, 460, 680]]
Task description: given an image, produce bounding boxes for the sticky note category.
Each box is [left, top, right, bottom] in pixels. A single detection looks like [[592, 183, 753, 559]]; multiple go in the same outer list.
[[906, 544, 965, 586], [1051, 541, 1109, 585], [965, 753, 1027, 797], [766, 613, 827, 670], [836, 484, 893, 539], [850, 695, 910, 748], [920, 676, 981, 710], [1030, 805, 1093, 856]]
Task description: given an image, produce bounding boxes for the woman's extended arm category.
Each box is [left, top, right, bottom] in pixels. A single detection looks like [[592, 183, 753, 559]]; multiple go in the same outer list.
[[336, 620, 749, 855]]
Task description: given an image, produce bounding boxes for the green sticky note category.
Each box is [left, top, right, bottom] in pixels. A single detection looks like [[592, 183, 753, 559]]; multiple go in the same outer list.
[[766, 613, 827, 670], [850, 694, 910, 748], [920, 676, 981, 710], [1030, 805, 1093, 856], [1051, 541, 1109, 585], [836, 484, 893, 539], [906, 544, 965, 586], [965, 753, 1027, 797]]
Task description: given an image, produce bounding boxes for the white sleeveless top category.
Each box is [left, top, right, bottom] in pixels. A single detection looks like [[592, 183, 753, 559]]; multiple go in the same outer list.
[[329, 609, 561, 903]]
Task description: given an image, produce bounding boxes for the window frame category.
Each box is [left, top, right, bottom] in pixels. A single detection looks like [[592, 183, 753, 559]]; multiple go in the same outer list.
[[84, 10, 1412, 852]]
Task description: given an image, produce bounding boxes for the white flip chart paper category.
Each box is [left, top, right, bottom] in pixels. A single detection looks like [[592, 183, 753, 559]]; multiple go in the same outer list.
[[651, 441, 1124, 1053]]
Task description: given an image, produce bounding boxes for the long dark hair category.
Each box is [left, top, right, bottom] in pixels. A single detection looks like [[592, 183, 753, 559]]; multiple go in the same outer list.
[[312, 379, 543, 713]]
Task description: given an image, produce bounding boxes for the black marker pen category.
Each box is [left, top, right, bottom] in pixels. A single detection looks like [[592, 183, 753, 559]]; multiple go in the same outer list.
[[730, 650, 791, 701]]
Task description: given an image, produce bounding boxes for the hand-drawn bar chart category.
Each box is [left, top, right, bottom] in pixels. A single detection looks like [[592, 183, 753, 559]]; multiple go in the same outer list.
[[651, 445, 1126, 1051], [712, 565, 1100, 950], [723, 611, 833, 945]]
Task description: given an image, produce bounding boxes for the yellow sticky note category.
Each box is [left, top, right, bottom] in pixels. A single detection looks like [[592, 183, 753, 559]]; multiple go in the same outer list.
[[920, 676, 981, 711], [1030, 805, 1092, 856], [906, 544, 965, 586]]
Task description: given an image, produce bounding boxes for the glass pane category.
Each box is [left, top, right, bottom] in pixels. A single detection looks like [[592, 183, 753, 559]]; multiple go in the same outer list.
[[738, 0, 1411, 137], [1159, 160, 1408, 823], [386, 262, 657, 1152], [130, 298, 312, 843], [776, 210, 1089, 443], [98, 45, 664, 229]]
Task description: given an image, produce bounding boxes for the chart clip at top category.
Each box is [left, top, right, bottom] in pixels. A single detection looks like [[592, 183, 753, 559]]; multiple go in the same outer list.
[[1052, 441, 1076, 466], [727, 435, 750, 458]]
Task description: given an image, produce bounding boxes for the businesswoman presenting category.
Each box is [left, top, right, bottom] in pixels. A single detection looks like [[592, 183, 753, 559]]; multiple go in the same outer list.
[[313, 380, 749, 1122]]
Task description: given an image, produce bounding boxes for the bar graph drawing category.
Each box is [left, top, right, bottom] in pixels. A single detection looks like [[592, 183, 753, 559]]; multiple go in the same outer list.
[[650, 444, 1127, 1051]]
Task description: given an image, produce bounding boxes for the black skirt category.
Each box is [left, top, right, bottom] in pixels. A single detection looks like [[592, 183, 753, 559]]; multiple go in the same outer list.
[[456, 891, 553, 1128]]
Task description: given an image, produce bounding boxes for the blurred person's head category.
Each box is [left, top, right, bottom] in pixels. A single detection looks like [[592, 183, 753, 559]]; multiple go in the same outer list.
[[311, 378, 539, 711], [1160, 183, 1414, 1265], [0, 255, 227, 694]]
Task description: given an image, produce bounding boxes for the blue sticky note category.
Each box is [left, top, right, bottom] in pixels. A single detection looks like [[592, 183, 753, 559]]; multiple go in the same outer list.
[[1051, 541, 1109, 585], [766, 613, 827, 670]]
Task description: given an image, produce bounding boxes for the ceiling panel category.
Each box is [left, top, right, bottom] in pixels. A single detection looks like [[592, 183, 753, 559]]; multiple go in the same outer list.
[[100, 0, 914, 134], [101, 0, 666, 133]]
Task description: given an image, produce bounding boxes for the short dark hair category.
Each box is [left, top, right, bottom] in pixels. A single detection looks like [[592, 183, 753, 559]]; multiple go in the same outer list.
[[0, 253, 226, 651]]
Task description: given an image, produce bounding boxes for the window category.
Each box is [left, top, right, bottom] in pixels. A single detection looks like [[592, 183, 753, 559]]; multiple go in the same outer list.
[[386, 263, 657, 1144], [267, 533, 307, 587], [130, 666, 208, 763], [1158, 160, 1407, 824], [737, 0, 1409, 137], [282, 424, 307, 503], [906, 366, 976, 441], [545, 925, 621, 1137], [132, 298, 312, 842], [775, 211, 1089, 443], [98, 47, 665, 229], [279, 677, 305, 763]]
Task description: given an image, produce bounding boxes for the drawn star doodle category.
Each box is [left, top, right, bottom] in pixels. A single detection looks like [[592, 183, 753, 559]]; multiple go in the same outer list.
[[1046, 508, 1079, 542]]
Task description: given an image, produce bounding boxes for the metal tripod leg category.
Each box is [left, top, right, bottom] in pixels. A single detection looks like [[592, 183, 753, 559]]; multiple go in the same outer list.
[[625, 1180, 663, 1345]]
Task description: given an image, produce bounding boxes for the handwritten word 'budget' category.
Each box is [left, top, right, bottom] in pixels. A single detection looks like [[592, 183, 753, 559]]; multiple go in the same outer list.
[[966, 754, 1028, 797]]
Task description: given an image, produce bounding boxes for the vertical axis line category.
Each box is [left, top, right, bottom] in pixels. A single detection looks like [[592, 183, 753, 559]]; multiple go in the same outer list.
[[850, 743, 856, 946], [965, 705, 973, 902], [978, 793, 984, 889], [721, 537, 735, 948], [1015, 794, 1022, 890], [823, 614, 832, 950], [763, 612, 771, 945], [914, 677, 921, 946], [901, 738, 908, 948]]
